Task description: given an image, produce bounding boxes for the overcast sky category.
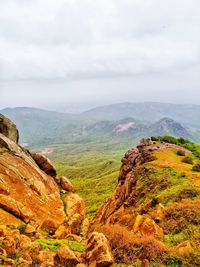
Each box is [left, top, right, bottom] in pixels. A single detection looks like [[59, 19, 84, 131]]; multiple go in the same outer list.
[[0, 0, 200, 112]]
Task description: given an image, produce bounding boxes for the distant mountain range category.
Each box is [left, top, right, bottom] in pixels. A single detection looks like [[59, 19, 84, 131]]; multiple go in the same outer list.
[[82, 102, 200, 128], [1, 102, 200, 146]]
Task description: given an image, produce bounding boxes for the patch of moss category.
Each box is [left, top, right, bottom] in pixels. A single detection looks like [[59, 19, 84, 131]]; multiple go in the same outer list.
[[35, 238, 85, 253]]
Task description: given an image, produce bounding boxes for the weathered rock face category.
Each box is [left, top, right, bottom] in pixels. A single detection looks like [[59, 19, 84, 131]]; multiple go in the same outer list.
[[65, 192, 85, 234], [54, 244, 80, 266], [86, 232, 113, 267], [60, 176, 74, 192], [0, 132, 65, 229], [95, 139, 191, 225], [31, 152, 57, 178], [92, 138, 198, 264], [0, 114, 19, 143]]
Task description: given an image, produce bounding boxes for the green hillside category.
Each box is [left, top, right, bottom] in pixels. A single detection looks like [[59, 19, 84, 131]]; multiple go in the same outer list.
[[45, 141, 132, 218]]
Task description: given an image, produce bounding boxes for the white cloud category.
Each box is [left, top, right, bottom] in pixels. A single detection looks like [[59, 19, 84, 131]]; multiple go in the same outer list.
[[0, 0, 200, 80]]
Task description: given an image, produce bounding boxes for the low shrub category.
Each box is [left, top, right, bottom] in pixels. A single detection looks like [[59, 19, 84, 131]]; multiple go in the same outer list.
[[192, 162, 200, 172], [182, 156, 193, 164], [177, 150, 185, 156], [98, 224, 167, 264]]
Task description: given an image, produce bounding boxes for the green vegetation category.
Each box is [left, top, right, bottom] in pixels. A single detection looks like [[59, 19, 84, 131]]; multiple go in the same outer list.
[[47, 142, 130, 218], [192, 162, 200, 172], [181, 156, 193, 164], [42, 135, 200, 219], [35, 238, 85, 253], [159, 136, 200, 158]]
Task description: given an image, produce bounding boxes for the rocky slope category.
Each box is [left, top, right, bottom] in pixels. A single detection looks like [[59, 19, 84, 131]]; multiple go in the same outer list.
[[92, 138, 200, 266], [0, 114, 113, 267]]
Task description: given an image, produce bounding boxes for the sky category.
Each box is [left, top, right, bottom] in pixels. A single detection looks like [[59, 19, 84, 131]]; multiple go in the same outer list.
[[0, 0, 200, 112]]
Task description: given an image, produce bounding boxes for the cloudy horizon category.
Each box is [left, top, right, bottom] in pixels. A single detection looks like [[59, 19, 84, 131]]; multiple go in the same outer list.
[[0, 0, 200, 111]]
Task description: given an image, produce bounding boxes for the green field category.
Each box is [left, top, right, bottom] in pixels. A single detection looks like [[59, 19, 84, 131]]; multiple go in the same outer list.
[[45, 141, 134, 218]]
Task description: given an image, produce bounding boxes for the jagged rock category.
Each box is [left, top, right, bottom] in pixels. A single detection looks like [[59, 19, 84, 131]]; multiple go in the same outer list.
[[4, 258, 15, 265], [0, 225, 7, 237], [38, 249, 55, 267], [174, 240, 193, 257], [139, 218, 163, 239], [60, 176, 74, 192], [0, 247, 7, 257], [67, 233, 83, 242], [55, 225, 70, 239], [81, 218, 90, 237], [19, 234, 32, 249], [31, 152, 57, 178], [55, 244, 80, 266], [133, 215, 163, 239], [0, 131, 65, 229], [2, 230, 21, 257], [25, 224, 36, 234], [0, 114, 19, 143], [86, 232, 113, 267], [91, 140, 197, 265], [94, 141, 191, 225], [65, 192, 85, 234], [17, 254, 32, 267]]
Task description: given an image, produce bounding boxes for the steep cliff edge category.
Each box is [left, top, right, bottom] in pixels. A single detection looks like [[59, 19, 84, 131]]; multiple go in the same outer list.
[[0, 132, 66, 229], [0, 114, 113, 267], [92, 138, 200, 266]]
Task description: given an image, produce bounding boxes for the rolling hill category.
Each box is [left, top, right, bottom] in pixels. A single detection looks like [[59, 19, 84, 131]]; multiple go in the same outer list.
[[1, 103, 199, 146]]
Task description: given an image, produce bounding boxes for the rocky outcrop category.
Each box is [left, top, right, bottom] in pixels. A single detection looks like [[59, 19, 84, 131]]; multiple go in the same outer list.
[[31, 152, 57, 178], [86, 232, 113, 267], [0, 114, 117, 267], [64, 192, 85, 234], [55, 244, 80, 266], [0, 119, 65, 229], [92, 138, 198, 265], [0, 114, 19, 143], [60, 176, 74, 192], [95, 139, 191, 224]]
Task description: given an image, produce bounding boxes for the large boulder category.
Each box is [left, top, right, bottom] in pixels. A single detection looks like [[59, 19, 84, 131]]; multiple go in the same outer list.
[[60, 176, 74, 192], [0, 133, 65, 229], [54, 244, 80, 266], [0, 114, 19, 143], [37, 249, 55, 267], [31, 152, 57, 178], [86, 232, 113, 267], [65, 192, 85, 234]]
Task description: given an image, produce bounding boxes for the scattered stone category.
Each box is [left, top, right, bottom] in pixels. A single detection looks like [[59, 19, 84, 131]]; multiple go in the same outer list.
[[139, 218, 163, 239], [55, 225, 70, 239], [174, 240, 193, 257], [60, 176, 74, 192], [31, 152, 57, 178], [133, 214, 143, 233], [76, 264, 87, 267], [0, 114, 19, 143], [38, 249, 55, 267], [25, 224, 36, 234], [86, 232, 113, 267], [55, 244, 80, 266], [67, 234, 82, 242], [81, 218, 90, 237], [65, 192, 85, 234], [2, 230, 21, 257]]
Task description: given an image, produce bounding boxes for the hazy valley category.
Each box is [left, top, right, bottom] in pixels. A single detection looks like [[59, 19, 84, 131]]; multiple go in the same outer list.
[[0, 103, 200, 266]]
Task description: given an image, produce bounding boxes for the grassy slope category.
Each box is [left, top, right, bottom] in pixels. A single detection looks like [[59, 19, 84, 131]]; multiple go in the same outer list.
[[93, 140, 200, 266], [31, 137, 200, 266], [46, 141, 133, 218]]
